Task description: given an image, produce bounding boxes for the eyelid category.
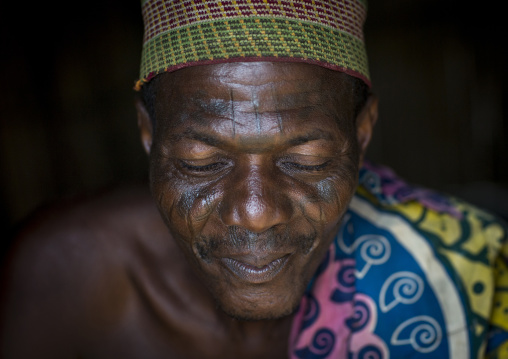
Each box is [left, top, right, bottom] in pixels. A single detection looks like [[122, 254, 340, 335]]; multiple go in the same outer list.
[[288, 140, 333, 154], [178, 158, 231, 174], [173, 139, 220, 159], [286, 160, 331, 171], [278, 155, 332, 172], [281, 152, 330, 163]]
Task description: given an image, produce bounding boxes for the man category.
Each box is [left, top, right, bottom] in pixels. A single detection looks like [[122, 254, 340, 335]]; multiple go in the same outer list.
[[1, 0, 507, 358]]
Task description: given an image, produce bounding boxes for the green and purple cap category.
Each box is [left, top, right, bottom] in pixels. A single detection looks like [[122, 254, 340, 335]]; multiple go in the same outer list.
[[135, 0, 370, 90]]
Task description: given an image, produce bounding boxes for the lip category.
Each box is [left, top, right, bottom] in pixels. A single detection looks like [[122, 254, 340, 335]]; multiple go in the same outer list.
[[221, 254, 291, 284]]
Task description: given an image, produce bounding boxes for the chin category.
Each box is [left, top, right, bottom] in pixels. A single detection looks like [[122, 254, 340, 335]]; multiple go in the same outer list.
[[195, 241, 330, 322], [209, 272, 310, 321], [217, 295, 301, 321]]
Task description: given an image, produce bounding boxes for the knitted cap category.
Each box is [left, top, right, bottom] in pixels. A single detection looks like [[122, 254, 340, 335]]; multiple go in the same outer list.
[[135, 0, 370, 90]]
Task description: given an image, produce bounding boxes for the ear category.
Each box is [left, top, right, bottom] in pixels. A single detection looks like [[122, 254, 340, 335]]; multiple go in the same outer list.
[[135, 95, 153, 154], [356, 94, 378, 166]]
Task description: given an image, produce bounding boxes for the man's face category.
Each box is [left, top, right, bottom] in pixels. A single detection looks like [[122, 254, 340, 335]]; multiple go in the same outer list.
[[141, 62, 374, 320]]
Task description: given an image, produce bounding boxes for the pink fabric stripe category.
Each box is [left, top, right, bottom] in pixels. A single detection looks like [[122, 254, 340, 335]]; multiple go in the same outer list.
[[289, 256, 356, 358]]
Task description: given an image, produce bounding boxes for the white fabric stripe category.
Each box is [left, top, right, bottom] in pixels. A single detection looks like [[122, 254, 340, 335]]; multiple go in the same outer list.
[[349, 196, 470, 359]]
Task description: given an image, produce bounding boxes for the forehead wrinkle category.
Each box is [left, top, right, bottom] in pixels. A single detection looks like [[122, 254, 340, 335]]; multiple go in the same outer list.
[[224, 74, 323, 94], [165, 97, 343, 141], [247, 86, 261, 135], [229, 88, 236, 138], [174, 74, 329, 116], [191, 96, 233, 117], [217, 90, 326, 116], [269, 82, 284, 134], [221, 67, 324, 87], [165, 122, 337, 153], [163, 66, 348, 132]]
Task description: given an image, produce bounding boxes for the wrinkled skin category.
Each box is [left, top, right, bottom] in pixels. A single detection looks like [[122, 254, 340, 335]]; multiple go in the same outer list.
[[1, 61, 377, 359], [138, 62, 377, 321]]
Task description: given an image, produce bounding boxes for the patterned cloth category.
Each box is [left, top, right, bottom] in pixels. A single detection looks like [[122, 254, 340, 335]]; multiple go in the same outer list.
[[135, 0, 370, 90], [289, 161, 508, 358]]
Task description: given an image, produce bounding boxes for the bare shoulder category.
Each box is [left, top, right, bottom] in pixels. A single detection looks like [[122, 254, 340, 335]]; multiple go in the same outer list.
[[3, 186, 163, 285], [0, 186, 172, 358]]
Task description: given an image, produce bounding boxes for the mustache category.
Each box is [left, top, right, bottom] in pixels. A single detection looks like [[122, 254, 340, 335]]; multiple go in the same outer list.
[[194, 226, 317, 260]]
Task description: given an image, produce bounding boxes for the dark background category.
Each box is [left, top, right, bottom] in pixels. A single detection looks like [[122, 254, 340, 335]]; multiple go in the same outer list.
[[1, 1, 507, 242]]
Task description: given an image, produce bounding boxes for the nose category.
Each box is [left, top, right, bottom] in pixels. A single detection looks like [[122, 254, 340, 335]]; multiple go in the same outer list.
[[219, 162, 292, 233]]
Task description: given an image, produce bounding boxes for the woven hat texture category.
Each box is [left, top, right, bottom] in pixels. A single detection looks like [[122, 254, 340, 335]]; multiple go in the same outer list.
[[136, 0, 370, 89]]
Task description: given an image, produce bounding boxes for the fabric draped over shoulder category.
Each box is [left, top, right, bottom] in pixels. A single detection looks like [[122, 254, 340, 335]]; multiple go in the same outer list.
[[289, 160, 508, 359]]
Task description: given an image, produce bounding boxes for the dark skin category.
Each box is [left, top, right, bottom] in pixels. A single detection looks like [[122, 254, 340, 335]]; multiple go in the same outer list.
[[1, 62, 377, 358]]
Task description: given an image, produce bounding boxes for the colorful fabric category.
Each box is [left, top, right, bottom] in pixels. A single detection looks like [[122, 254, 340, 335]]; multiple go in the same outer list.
[[135, 0, 370, 90], [289, 161, 508, 358]]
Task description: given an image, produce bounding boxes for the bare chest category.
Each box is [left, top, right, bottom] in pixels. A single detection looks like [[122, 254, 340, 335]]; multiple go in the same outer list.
[[80, 294, 290, 359]]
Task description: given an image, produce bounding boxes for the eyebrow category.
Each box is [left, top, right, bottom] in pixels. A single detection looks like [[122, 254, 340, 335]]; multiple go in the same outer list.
[[172, 128, 335, 148], [286, 129, 335, 146], [173, 129, 225, 147]]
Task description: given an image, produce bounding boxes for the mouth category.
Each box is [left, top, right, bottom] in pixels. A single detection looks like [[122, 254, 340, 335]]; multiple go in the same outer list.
[[221, 254, 291, 284]]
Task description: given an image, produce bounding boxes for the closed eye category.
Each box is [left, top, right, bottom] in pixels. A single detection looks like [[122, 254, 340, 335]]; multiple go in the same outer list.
[[179, 160, 229, 173], [282, 160, 331, 172]]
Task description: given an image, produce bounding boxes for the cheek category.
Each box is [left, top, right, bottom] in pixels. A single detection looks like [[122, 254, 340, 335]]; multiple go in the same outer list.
[[177, 185, 223, 236], [149, 152, 223, 239], [288, 169, 359, 227], [317, 176, 356, 218], [316, 143, 361, 214]]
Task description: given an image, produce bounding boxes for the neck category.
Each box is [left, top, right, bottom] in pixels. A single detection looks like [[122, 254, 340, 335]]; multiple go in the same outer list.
[[218, 310, 294, 356], [136, 224, 296, 356], [221, 309, 294, 335]]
